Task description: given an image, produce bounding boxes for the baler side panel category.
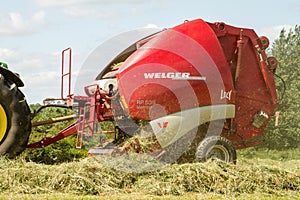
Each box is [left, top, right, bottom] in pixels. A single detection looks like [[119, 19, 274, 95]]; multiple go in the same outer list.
[[209, 22, 278, 145]]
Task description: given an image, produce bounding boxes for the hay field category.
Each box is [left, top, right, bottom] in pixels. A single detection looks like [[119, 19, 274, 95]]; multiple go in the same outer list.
[[0, 149, 299, 200]]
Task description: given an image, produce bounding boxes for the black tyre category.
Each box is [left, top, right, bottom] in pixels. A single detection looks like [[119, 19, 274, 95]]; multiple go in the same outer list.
[[0, 74, 31, 158], [195, 136, 236, 163]]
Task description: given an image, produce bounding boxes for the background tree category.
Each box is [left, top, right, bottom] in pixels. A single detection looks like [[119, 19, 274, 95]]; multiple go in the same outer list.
[[262, 25, 300, 149]]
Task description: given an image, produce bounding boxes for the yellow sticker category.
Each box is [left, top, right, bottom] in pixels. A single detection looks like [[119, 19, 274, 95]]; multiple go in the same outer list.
[[121, 95, 128, 109]]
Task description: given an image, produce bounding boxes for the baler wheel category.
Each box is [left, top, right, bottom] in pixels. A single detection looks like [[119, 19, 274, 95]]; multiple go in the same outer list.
[[195, 136, 236, 164], [0, 74, 31, 158]]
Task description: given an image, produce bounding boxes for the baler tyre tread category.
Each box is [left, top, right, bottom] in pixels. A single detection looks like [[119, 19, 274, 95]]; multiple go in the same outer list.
[[0, 74, 31, 158], [195, 136, 236, 164]]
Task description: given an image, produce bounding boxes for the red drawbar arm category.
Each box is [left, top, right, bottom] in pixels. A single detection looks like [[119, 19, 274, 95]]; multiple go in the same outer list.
[[27, 123, 78, 148]]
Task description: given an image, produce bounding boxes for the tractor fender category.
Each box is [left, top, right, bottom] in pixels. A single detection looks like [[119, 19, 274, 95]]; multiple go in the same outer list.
[[0, 67, 24, 87]]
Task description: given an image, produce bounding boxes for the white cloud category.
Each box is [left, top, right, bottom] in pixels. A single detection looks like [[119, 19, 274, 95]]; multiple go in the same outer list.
[[0, 48, 17, 59], [32, 0, 160, 19], [144, 24, 158, 28], [32, 11, 46, 24], [0, 48, 44, 71], [63, 6, 116, 18], [0, 48, 61, 103], [0, 11, 46, 35], [33, 0, 150, 7], [32, 0, 97, 7], [257, 25, 292, 44]]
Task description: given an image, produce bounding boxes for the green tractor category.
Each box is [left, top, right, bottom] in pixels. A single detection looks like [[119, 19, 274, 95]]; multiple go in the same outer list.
[[0, 62, 31, 158]]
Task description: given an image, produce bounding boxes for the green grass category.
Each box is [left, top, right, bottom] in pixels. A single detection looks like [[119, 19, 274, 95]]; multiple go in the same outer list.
[[238, 147, 300, 160], [0, 148, 299, 199]]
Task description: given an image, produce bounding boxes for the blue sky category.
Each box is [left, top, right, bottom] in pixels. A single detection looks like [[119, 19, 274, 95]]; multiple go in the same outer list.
[[1, 0, 299, 103]]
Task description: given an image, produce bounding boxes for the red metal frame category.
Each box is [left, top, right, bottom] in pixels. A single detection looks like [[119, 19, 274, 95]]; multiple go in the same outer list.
[[42, 47, 73, 106], [28, 85, 112, 149], [28, 95, 101, 149], [27, 123, 78, 148], [74, 94, 99, 149]]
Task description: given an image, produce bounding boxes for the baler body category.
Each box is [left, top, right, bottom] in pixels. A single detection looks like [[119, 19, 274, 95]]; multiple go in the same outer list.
[[97, 19, 278, 149]]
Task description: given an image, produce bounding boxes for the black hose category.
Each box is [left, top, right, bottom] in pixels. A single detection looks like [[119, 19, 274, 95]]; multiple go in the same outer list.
[[274, 73, 286, 102]]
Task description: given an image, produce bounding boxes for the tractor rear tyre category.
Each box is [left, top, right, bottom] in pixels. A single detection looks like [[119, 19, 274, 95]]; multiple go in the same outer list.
[[0, 74, 31, 158], [195, 136, 236, 164]]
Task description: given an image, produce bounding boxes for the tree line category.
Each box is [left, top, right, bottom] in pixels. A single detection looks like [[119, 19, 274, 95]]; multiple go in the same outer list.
[[263, 25, 300, 149]]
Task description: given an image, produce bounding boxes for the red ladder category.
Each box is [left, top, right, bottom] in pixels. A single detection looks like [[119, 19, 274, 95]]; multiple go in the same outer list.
[[75, 97, 99, 149]]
